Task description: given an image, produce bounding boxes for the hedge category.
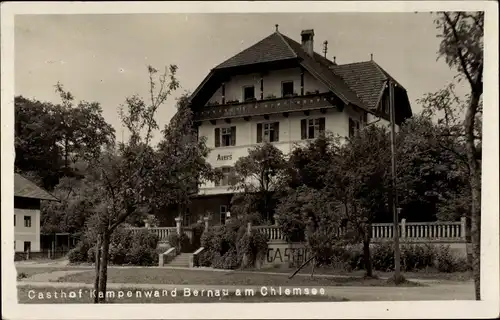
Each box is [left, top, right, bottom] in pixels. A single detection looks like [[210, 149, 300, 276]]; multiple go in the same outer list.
[[68, 227, 159, 266], [323, 242, 471, 273], [199, 219, 268, 269]]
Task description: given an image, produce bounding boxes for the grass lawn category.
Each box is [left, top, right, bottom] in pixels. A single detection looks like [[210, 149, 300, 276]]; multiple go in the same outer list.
[[16, 267, 85, 280], [18, 286, 347, 303], [56, 268, 422, 287], [253, 267, 472, 282]]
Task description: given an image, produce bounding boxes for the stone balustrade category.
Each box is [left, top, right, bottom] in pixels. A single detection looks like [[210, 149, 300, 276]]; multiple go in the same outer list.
[[132, 217, 467, 244], [253, 217, 467, 242]]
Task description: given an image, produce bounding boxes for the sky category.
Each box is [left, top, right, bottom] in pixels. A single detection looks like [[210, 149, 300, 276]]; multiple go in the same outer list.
[[14, 13, 467, 145]]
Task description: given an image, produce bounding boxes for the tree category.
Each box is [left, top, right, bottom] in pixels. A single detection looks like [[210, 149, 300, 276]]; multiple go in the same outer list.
[[323, 126, 392, 277], [434, 11, 483, 300], [14, 90, 115, 190], [396, 113, 471, 222], [231, 142, 287, 223]]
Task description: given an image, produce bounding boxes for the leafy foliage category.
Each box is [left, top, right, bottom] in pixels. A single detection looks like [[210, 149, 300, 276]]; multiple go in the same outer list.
[[231, 142, 287, 222]]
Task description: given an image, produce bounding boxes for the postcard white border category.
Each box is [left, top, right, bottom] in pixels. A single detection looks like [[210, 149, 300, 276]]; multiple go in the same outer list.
[[2, 1, 499, 319]]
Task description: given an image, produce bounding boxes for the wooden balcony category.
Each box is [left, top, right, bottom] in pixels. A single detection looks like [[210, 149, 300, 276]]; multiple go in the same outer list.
[[193, 92, 340, 122]]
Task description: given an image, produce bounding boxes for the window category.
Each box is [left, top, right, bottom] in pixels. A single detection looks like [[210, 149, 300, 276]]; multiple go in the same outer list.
[[24, 241, 31, 253], [24, 216, 31, 228], [257, 122, 280, 143], [349, 118, 360, 137], [220, 205, 228, 225], [282, 81, 294, 97], [243, 86, 255, 101], [301, 118, 325, 140], [383, 94, 390, 115], [214, 126, 236, 147], [215, 167, 233, 187]]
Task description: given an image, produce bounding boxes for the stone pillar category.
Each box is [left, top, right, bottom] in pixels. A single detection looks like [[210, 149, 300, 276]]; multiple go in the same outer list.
[[273, 214, 279, 226], [460, 216, 467, 240], [204, 216, 210, 231], [401, 218, 406, 239], [144, 220, 151, 228], [175, 216, 182, 235]]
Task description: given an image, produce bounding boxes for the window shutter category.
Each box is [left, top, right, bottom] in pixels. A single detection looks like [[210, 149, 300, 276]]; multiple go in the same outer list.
[[301, 119, 307, 140], [319, 117, 325, 134], [215, 128, 220, 147], [231, 126, 236, 146], [274, 122, 280, 142], [257, 123, 263, 143]]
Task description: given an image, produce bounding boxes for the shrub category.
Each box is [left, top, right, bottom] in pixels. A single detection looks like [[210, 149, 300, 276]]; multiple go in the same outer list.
[[68, 242, 90, 263], [168, 232, 191, 252], [17, 272, 28, 280], [70, 228, 159, 266], [371, 242, 395, 272], [236, 230, 268, 268]]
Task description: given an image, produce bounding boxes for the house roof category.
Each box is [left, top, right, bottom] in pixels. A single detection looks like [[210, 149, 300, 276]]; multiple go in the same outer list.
[[14, 173, 59, 201], [330, 60, 406, 110], [192, 30, 412, 119]]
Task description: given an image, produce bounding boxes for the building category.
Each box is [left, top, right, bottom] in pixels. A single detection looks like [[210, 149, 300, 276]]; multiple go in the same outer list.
[[186, 27, 412, 225], [14, 173, 58, 255]]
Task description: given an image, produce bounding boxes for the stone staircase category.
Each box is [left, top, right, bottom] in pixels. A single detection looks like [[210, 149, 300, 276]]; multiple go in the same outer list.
[[166, 253, 192, 267]]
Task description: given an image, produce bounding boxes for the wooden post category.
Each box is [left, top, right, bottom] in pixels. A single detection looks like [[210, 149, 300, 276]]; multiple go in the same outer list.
[[389, 80, 401, 280]]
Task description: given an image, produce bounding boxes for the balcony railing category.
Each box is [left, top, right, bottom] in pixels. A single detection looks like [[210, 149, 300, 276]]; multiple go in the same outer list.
[[194, 92, 337, 121]]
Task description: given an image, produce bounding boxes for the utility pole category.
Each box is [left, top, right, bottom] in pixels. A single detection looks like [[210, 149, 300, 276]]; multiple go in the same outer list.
[[389, 79, 401, 281]]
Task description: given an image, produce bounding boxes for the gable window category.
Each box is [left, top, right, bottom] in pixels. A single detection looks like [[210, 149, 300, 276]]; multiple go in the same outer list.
[[383, 94, 390, 115], [282, 81, 294, 97], [24, 216, 31, 228], [349, 118, 360, 137], [220, 205, 228, 225], [257, 122, 280, 143], [301, 118, 325, 140], [243, 86, 255, 101], [215, 167, 234, 187], [214, 126, 236, 147]]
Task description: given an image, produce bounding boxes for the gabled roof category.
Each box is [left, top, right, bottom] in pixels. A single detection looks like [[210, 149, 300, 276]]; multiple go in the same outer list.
[[191, 30, 412, 120], [215, 32, 298, 69], [14, 173, 58, 201], [330, 60, 406, 110]]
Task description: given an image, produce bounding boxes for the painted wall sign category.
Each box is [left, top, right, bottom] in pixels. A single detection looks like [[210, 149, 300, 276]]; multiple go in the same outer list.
[[266, 247, 310, 266], [217, 154, 232, 161]]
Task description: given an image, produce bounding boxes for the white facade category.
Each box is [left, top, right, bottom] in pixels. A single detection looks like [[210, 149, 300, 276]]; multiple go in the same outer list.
[[14, 208, 41, 252], [197, 68, 373, 196]]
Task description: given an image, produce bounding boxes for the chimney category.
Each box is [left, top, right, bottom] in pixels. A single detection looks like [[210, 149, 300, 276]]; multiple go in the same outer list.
[[301, 29, 315, 56]]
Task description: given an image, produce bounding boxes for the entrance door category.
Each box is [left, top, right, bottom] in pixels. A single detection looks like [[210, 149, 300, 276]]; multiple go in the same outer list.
[[24, 241, 31, 253]]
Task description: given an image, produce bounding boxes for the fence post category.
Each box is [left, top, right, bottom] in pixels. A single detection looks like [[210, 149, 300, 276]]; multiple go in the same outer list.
[[175, 217, 182, 235], [401, 218, 406, 239], [460, 216, 467, 240], [203, 217, 209, 231]]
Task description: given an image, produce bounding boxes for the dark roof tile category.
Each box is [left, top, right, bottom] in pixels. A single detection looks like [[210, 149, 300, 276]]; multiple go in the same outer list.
[[215, 33, 297, 69], [14, 173, 58, 201]]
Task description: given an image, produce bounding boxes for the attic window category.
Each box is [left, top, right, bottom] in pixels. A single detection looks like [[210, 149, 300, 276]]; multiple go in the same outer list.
[[243, 86, 255, 101], [282, 81, 294, 97]]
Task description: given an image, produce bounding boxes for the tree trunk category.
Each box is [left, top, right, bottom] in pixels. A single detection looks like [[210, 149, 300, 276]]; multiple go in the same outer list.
[[97, 231, 111, 303], [464, 91, 481, 300], [93, 235, 101, 304], [363, 230, 373, 278]]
